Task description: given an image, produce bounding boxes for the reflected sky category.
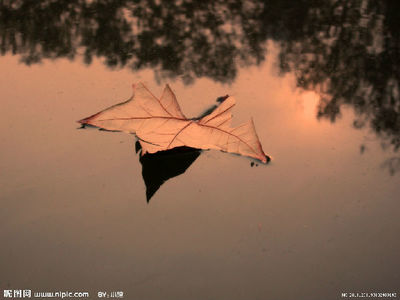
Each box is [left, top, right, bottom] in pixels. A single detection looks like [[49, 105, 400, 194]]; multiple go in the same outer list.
[[0, 1, 399, 299]]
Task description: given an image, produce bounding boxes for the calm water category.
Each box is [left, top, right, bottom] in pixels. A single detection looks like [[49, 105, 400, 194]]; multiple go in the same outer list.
[[1, 1, 399, 299]]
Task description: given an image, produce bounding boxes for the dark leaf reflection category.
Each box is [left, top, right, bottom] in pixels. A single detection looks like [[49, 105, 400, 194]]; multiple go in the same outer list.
[[135, 141, 201, 202], [2, 0, 399, 172]]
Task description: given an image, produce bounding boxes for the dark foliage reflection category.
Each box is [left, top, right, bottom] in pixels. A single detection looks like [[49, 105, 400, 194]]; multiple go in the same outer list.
[[275, 0, 400, 172], [278, 1, 400, 148], [2, 0, 399, 171], [0, 0, 266, 84]]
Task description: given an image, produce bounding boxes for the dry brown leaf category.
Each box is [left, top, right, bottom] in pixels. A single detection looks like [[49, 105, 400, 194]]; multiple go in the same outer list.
[[79, 83, 268, 163]]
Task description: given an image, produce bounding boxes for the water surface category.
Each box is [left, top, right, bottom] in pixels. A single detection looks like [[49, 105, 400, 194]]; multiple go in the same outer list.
[[0, 1, 399, 299]]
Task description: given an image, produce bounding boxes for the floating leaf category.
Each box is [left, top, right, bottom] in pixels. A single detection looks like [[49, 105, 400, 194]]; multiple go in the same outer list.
[[79, 83, 268, 163]]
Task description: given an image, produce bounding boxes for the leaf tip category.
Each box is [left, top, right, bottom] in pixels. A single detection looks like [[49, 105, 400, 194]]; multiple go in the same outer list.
[[77, 117, 89, 125], [77, 111, 101, 125], [216, 94, 230, 103]]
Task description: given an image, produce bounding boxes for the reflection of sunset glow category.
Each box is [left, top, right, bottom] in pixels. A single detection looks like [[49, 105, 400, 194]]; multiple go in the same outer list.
[[300, 91, 320, 119]]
